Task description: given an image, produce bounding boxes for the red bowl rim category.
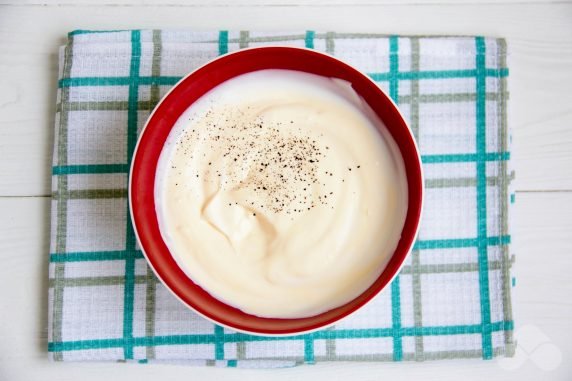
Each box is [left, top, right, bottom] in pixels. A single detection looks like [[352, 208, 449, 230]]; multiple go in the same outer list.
[[129, 46, 424, 336]]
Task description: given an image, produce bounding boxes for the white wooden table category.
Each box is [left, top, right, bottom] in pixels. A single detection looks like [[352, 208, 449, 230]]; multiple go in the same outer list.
[[0, 1, 571, 380]]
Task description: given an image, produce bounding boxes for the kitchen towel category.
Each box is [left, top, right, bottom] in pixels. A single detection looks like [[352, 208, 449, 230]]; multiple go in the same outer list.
[[48, 30, 515, 367]]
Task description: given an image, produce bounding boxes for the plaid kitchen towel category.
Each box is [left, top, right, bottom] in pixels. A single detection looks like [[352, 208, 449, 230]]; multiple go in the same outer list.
[[48, 30, 515, 366]]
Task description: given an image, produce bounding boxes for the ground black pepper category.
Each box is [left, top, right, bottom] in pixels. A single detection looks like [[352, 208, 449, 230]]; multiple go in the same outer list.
[[173, 105, 360, 214]]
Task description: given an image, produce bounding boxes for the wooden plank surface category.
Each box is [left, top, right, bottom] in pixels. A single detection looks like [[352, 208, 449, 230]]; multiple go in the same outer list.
[[0, 192, 570, 380], [1, 0, 571, 5], [0, 1, 570, 380], [0, 3, 571, 196]]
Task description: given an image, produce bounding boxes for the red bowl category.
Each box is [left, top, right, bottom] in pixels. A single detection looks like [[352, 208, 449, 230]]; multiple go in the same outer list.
[[129, 47, 423, 335]]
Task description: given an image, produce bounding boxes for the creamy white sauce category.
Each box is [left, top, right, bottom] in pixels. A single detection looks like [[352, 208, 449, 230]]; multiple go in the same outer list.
[[155, 70, 408, 318]]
